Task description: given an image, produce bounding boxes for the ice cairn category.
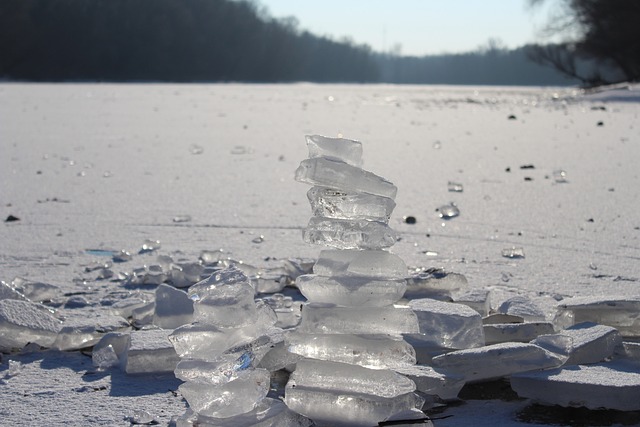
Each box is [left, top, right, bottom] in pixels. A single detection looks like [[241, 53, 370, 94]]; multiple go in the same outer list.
[[287, 135, 430, 426], [168, 267, 311, 426]]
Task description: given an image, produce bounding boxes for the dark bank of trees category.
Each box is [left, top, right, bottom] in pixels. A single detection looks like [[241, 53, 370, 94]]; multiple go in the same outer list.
[[0, 0, 629, 86]]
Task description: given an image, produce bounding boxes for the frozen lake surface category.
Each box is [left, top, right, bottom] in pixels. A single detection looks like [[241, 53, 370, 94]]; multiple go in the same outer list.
[[1, 83, 639, 425]]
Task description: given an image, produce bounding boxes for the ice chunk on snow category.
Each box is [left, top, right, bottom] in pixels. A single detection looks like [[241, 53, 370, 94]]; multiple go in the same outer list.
[[555, 295, 640, 337], [538, 322, 622, 366], [484, 322, 555, 345], [454, 289, 490, 316], [298, 304, 419, 335], [305, 134, 363, 167], [0, 280, 28, 301], [124, 329, 180, 374], [511, 361, 640, 411], [92, 332, 130, 369], [53, 313, 130, 351], [306, 187, 396, 223], [295, 157, 397, 199], [11, 278, 59, 303], [497, 295, 547, 322], [284, 385, 423, 427], [153, 284, 193, 329], [0, 300, 60, 352], [313, 249, 407, 279], [296, 274, 406, 307], [287, 333, 416, 369], [291, 359, 416, 397], [408, 299, 485, 349], [395, 364, 465, 401], [431, 342, 565, 383], [179, 368, 270, 418], [303, 217, 397, 250]]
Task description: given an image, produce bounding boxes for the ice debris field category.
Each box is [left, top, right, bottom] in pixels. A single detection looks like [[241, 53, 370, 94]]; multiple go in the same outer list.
[[1, 83, 640, 426]]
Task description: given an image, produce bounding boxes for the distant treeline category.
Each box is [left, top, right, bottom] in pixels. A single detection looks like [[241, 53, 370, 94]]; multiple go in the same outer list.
[[0, 0, 582, 85]]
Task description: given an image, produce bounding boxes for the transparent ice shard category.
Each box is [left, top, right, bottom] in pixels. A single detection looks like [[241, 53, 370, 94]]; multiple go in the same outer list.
[[124, 329, 180, 374], [153, 284, 194, 329], [179, 368, 271, 418], [483, 322, 555, 345], [511, 361, 640, 411], [408, 299, 485, 349], [92, 344, 120, 370], [53, 313, 130, 351], [306, 187, 396, 222], [297, 304, 419, 335], [436, 203, 460, 219], [313, 249, 407, 279], [555, 295, 640, 337], [10, 278, 59, 303], [287, 333, 416, 369], [0, 300, 61, 351], [431, 342, 565, 383], [405, 268, 469, 301], [295, 157, 397, 199], [296, 274, 406, 307], [284, 386, 423, 427], [454, 289, 491, 316], [92, 332, 130, 369], [395, 364, 465, 401], [447, 181, 463, 192], [538, 322, 622, 365], [498, 295, 547, 322], [305, 134, 363, 167], [291, 359, 416, 398], [303, 217, 397, 250], [0, 280, 28, 301], [501, 247, 525, 258]]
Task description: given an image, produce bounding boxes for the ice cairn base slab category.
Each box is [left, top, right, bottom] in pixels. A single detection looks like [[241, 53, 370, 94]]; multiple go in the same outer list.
[[289, 135, 426, 425]]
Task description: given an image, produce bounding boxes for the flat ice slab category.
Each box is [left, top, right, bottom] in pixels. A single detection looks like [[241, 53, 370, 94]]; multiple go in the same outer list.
[[511, 361, 640, 411], [305, 134, 363, 167], [483, 322, 555, 345], [431, 342, 565, 383], [306, 186, 396, 223], [395, 364, 465, 401], [124, 329, 180, 374], [313, 249, 407, 279], [555, 295, 640, 337], [408, 299, 485, 349], [0, 299, 61, 351], [296, 274, 406, 307], [298, 304, 419, 335], [53, 313, 130, 351], [303, 217, 397, 250]]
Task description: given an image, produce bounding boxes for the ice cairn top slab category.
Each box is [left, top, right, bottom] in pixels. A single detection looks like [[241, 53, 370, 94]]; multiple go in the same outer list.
[[288, 135, 432, 427]]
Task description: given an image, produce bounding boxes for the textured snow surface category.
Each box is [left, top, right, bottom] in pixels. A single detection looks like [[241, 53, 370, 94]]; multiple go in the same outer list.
[[1, 83, 640, 426]]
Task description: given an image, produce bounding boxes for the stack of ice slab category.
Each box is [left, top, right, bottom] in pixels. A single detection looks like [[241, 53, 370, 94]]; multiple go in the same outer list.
[[288, 135, 427, 426], [168, 266, 308, 426]]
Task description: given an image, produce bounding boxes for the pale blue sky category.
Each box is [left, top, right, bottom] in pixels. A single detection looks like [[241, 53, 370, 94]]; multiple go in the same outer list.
[[258, 0, 559, 56]]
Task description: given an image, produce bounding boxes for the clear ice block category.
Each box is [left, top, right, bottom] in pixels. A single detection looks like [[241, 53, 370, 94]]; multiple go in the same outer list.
[[295, 157, 397, 199], [306, 187, 396, 223], [179, 368, 271, 418], [124, 329, 180, 374], [287, 333, 416, 369], [303, 217, 397, 250], [408, 299, 485, 349], [555, 295, 640, 337], [313, 249, 407, 279], [290, 358, 416, 398], [53, 313, 130, 351], [153, 283, 194, 329], [0, 299, 61, 351], [296, 274, 406, 307], [404, 269, 469, 301], [431, 342, 565, 383], [297, 304, 419, 335], [305, 134, 363, 167], [483, 322, 555, 345]]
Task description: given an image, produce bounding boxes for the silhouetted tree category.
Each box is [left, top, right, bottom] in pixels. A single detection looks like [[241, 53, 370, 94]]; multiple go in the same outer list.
[[528, 0, 640, 85]]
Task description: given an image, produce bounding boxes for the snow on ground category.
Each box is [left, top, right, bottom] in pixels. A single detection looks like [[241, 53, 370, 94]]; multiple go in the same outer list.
[[0, 83, 639, 426]]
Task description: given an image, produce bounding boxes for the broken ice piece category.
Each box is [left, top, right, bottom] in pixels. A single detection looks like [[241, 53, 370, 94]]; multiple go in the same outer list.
[[296, 275, 406, 307], [140, 239, 161, 253], [113, 250, 132, 263], [431, 342, 565, 383], [483, 322, 555, 345], [408, 299, 485, 349], [552, 169, 568, 183], [92, 344, 120, 370], [454, 289, 491, 316], [189, 274, 257, 328], [286, 333, 416, 369], [307, 186, 396, 223], [53, 313, 130, 351], [537, 322, 622, 366], [511, 361, 640, 411], [295, 157, 397, 199], [153, 284, 194, 329], [554, 295, 640, 337], [10, 278, 59, 302], [179, 368, 271, 418], [303, 217, 397, 250], [291, 358, 416, 398], [436, 203, 460, 219], [92, 332, 130, 369], [497, 295, 547, 321], [305, 134, 363, 167], [404, 268, 469, 301], [501, 247, 525, 258], [447, 181, 463, 192], [395, 364, 465, 401], [124, 329, 180, 374], [0, 280, 28, 302], [313, 249, 407, 279], [298, 304, 419, 335], [284, 384, 423, 427], [0, 299, 61, 351]]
